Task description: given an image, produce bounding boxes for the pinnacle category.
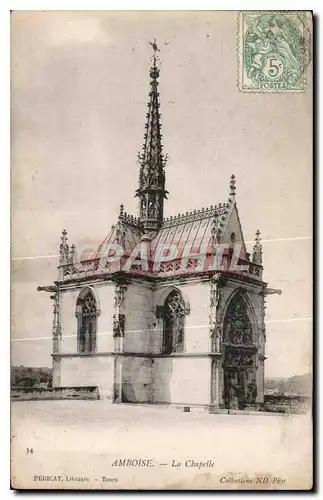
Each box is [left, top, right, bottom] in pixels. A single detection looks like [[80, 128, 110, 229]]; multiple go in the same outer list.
[[229, 174, 236, 197]]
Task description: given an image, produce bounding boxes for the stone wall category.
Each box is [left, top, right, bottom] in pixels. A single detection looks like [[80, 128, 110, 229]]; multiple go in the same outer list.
[[151, 357, 211, 406], [121, 356, 152, 403], [56, 282, 115, 396], [180, 281, 210, 353], [150, 281, 211, 406], [120, 283, 154, 402], [59, 282, 115, 354], [123, 283, 154, 354], [95, 282, 115, 352], [59, 355, 114, 400], [11, 386, 100, 401], [52, 274, 266, 409]]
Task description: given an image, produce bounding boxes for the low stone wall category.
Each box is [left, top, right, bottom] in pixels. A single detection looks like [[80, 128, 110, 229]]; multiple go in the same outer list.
[[11, 386, 100, 401], [263, 394, 311, 414]]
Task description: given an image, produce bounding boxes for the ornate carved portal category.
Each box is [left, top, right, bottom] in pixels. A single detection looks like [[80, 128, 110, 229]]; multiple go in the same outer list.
[[76, 289, 98, 353], [163, 290, 186, 354], [222, 292, 257, 409]]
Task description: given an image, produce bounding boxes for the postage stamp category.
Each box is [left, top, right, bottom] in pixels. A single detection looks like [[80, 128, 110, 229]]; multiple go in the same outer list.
[[238, 11, 311, 92]]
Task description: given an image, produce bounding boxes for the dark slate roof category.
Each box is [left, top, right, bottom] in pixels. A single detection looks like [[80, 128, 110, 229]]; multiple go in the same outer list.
[[59, 200, 263, 281], [151, 204, 229, 257], [91, 203, 229, 260]]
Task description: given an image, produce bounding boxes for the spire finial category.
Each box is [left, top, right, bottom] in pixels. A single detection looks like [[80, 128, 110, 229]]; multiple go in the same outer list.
[[255, 229, 261, 244], [149, 37, 160, 54], [61, 229, 67, 245], [229, 174, 236, 198], [119, 204, 124, 218], [148, 38, 161, 80]]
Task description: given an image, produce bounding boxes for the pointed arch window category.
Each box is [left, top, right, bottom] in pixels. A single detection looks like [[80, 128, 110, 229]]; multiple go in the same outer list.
[[76, 289, 98, 353], [162, 290, 187, 354]]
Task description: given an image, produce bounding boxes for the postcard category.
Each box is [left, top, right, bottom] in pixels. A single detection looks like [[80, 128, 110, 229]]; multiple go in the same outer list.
[[11, 10, 313, 490]]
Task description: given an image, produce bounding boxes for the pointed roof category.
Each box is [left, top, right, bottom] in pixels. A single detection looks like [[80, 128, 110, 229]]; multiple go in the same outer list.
[[57, 176, 263, 282]]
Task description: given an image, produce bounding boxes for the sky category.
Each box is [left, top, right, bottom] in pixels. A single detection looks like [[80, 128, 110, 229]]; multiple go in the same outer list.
[[11, 11, 312, 377]]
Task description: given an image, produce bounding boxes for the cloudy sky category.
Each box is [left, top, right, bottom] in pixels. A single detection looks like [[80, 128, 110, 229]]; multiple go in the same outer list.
[[11, 11, 312, 377]]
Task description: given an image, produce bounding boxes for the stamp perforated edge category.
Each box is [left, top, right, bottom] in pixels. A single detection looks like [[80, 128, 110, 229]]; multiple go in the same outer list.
[[237, 10, 312, 94]]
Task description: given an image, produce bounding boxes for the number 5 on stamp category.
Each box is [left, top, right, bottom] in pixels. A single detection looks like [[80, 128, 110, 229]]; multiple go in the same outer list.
[[237, 11, 312, 93]]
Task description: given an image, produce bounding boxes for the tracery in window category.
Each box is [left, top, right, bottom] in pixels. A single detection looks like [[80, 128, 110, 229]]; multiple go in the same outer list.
[[163, 290, 186, 354], [76, 289, 98, 353]]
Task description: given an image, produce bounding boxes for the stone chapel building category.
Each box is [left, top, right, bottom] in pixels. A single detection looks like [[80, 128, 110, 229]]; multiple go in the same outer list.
[[38, 49, 280, 411]]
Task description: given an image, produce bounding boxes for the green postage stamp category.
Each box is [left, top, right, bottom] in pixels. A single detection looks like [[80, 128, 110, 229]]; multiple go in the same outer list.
[[238, 11, 311, 92]]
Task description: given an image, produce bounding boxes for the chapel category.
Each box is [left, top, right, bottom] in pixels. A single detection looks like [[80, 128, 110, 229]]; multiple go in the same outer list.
[[38, 47, 280, 411]]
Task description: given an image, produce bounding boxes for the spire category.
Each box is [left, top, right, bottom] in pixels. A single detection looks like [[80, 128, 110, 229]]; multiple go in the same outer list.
[[135, 39, 168, 237], [252, 229, 262, 265]]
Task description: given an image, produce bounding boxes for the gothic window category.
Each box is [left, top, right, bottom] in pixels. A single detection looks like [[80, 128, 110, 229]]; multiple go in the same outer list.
[[162, 290, 186, 354], [76, 289, 98, 353]]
